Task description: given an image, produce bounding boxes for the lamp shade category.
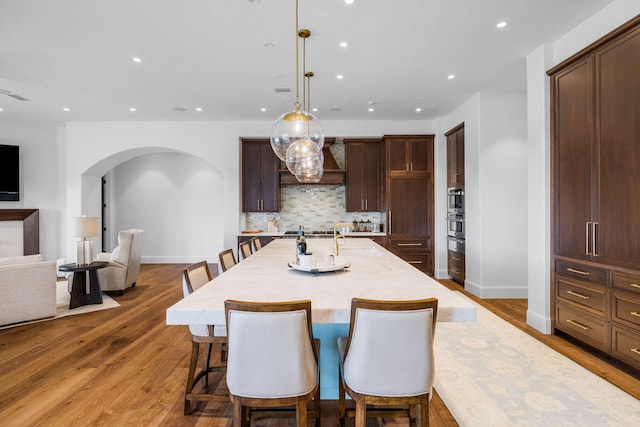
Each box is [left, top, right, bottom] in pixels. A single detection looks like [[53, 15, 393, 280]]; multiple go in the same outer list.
[[271, 109, 324, 161], [70, 216, 100, 238]]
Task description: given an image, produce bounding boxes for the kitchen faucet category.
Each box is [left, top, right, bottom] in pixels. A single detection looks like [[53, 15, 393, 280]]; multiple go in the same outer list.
[[333, 222, 354, 256]]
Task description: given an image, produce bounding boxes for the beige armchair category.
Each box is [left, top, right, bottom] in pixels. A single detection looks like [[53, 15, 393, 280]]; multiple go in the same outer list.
[[95, 229, 144, 295]]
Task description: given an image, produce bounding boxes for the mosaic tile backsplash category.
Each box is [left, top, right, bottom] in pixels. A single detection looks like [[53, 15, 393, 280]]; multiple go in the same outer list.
[[245, 185, 383, 232]]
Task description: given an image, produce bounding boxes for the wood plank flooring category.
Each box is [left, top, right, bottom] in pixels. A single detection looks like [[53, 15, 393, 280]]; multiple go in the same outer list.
[[0, 264, 637, 426]]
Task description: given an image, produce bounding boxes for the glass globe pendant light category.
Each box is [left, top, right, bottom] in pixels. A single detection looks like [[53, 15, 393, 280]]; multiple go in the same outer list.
[[270, 1, 325, 176]]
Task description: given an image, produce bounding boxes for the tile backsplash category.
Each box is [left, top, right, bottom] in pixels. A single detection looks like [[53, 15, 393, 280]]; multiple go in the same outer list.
[[245, 185, 383, 232]]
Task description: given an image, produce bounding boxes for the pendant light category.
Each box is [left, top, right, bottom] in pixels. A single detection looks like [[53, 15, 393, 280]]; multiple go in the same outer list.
[[271, 0, 325, 178]]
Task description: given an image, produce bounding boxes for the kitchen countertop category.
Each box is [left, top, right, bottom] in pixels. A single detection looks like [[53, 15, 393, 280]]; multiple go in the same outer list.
[[239, 231, 387, 237]]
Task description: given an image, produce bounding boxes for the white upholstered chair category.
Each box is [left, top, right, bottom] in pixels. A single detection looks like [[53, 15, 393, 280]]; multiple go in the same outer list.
[[95, 228, 144, 295], [338, 298, 438, 427], [224, 299, 320, 427], [182, 261, 228, 415]]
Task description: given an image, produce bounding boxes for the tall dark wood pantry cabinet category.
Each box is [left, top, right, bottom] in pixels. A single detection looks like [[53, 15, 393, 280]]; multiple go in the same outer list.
[[549, 16, 640, 372], [384, 135, 434, 275], [345, 138, 382, 212]]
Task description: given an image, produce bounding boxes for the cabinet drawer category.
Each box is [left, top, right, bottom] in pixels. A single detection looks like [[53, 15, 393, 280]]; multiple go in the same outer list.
[[611, 326, 640, 370], [555, 260, 608, 285], [394, 252, 432, 274], [611, 290, 640, 330], [554, 303, 609, 352], [554, 276, 607, 315], [612, 271, 640, 296], [388, 238, 430, 252]]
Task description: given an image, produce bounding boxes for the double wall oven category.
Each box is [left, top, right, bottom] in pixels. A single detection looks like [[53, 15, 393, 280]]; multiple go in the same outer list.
[[446, 187, 465, 253]]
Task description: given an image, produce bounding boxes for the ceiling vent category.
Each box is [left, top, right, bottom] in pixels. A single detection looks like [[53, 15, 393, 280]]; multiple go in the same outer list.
[[274, 88, 292, 93]]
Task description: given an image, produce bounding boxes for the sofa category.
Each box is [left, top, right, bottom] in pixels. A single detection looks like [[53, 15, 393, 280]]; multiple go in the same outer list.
[[0, 254, 57, 327]]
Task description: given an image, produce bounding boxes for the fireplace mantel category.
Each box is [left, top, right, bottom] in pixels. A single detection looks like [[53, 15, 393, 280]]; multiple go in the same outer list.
[[0, 209, 39, 255]]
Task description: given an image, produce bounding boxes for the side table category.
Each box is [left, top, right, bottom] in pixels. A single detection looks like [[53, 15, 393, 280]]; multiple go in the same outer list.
[[58, 261, 108, 309]]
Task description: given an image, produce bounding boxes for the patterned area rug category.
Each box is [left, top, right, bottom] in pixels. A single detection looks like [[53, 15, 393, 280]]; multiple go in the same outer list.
[[434, 292, 640, 426]]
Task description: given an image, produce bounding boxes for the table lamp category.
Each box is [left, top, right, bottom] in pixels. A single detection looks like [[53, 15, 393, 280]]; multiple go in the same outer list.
[[70, 216, 100, 265]]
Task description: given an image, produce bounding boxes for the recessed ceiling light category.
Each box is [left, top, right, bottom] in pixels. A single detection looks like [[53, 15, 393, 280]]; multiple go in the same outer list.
[[336, 74, 344, 80], [0, 107, 4, 112], [260, 107, 267, 112], [415, 108, 422, 112], [63, 107, 70, 112], [275, 75, 284, 80], [339, 41, 348, 48], [129, 107, 136, 112], [448, 74, 456, 80], [312, 107, 318, 112], [264, 42, 274, 48], [496, 21, 507, 29], [195, 107, 202, 112], [368, 107, 374, 112], [132, 57, 143, 63], [345, 0, 355, 4]]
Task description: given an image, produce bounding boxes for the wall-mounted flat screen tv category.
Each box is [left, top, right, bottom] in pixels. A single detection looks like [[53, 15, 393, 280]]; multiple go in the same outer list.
[[0, 144, 20, 201]]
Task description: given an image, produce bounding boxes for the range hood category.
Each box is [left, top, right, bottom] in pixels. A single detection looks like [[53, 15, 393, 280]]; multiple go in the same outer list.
[[279, 139, 346, 185]]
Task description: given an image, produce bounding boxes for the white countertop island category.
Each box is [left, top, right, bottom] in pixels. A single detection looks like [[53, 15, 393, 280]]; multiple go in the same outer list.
[[167, 237, 475, 326], [166, 237, 476, 398]]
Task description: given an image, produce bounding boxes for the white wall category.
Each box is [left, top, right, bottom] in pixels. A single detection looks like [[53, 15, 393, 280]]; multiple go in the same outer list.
[[525, 0, 640, 333], [0, 122, 60, 261], [438, 88, 528, 298]]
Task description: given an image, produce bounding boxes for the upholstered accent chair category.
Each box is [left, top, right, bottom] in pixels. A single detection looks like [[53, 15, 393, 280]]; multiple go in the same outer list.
[[338, 298, 438, 427], [95, 228, 144, 295], [182, 261, 228, 415], [224, 300, 320, 427]]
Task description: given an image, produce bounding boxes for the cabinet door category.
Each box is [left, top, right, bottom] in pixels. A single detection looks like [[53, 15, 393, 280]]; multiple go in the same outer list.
[[387, 176, 432, 236], [242, 140, 280, 212], [386, 137, 409, 173], [260, 142, 280, 212], [346, 140, 381, 212], [242, 141, 262, 212], [408, 137, 431, 173], [595, 26, 640, 270], [552, 57, 594, 261], [455, 129, 465, 186]]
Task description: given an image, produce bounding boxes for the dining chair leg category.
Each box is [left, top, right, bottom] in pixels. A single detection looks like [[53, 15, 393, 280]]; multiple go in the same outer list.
[[184, 340, 200, 415], [232, 397, 243, 427], [355, 400, 366, 427], [420, 395, 430, 427], [203, 342, 212, 388], [338, 368, 346, 426], [296, 399, 308, 427]]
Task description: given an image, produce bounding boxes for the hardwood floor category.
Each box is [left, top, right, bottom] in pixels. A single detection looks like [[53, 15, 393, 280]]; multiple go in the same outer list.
[[0, 265, 637, 426]]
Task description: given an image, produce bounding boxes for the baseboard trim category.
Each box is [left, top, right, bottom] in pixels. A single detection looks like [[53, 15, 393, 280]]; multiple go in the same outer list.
[[464, 279, 528, 298], [526, 309, 551, 334]]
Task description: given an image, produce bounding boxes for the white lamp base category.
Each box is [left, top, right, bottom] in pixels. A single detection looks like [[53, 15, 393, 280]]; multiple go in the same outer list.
[[76, 239, 94, 266]]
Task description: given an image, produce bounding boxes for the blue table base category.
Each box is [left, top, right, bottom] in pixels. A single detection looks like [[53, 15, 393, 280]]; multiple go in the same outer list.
[[313, 323, 350, 399]]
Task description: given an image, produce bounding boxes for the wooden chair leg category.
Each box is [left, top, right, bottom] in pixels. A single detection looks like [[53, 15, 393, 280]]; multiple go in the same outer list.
[[184, 340, 200, 415], [232, 397, 243, 427], [338, 368, 346, 425], [296, 399, 307, 427], [420, 395, 430, 427], [203, 342, 212, 388], [355, 399, 366, 427]]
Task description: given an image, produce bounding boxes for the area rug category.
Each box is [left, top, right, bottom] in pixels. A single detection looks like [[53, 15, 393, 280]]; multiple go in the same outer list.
[[433, 292, 640, 426], [55, 281, 120, 318]]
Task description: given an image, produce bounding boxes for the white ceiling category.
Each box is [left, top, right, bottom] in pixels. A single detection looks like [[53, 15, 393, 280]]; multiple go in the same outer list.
[[0, 0, 614, 127]]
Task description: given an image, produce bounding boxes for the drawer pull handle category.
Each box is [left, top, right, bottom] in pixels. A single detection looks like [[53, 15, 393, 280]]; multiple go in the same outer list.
[[566, 290, 590, 300], [630, 283, 640, 289], [451, 256, 461, 261], [631, 348, 640, 356], [566, 319, 591, 330], [408, 261, 423, 264], [566, 267, 590, 276], [631, 311, 640, 318], [398, 243, 423, 247]]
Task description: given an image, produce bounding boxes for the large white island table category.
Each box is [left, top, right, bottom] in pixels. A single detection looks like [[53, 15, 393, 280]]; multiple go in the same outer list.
[[166, 237, 476, 398]]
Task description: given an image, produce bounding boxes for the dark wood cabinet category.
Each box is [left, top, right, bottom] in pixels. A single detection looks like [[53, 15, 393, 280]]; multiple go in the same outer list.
[[384, 135, 434, 275], [447, 251, 465, 285], [386, 135, 431, 175], [549, 16, 640, 372], [241, 138, 280, 212], [445, 124, 465, 188], [345, 138, 382, 212]]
